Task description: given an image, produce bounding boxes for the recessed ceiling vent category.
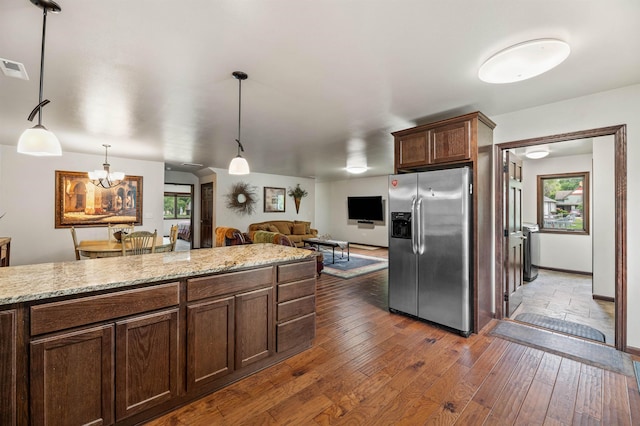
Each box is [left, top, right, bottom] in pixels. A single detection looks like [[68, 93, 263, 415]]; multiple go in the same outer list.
[[0, 58, 29, 80], [181, 162, 204, 167]]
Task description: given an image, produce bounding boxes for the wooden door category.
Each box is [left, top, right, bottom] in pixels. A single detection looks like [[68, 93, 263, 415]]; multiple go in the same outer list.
[[116, 309, 179, 420], [504, 151, 524, 316], [428, 120, 471, 164], [235, 287, 274, 369], [187, 297, 235, 391], [31, 325, 114, 426], [200, 182, 213, 248]]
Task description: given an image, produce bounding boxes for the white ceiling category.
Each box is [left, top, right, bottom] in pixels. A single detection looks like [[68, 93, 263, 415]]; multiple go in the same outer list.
[[1, 0, 639, 181]]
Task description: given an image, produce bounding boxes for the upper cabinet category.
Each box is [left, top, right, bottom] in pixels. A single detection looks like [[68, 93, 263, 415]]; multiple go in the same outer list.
[[392, 112, 494, 173]]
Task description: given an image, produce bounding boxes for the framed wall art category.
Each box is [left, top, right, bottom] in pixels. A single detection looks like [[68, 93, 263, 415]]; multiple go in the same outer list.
[[263, 187, 285, 213], [55, 170, 143, 228]]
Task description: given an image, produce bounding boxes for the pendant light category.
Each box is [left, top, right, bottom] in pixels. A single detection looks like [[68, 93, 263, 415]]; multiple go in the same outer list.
[[88, 144, 125, 189], [228, 71, 250, 175], [17, 0, 62, 156]]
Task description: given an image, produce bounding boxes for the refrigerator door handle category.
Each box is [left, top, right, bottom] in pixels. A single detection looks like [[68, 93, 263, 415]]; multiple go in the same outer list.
[[416, 197, 424, 255], [410, 196, 417, 254]]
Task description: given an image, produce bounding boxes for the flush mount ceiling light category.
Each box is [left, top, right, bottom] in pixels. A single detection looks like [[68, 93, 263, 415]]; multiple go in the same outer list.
[[346, 166, 368, 174], [228, 71, 250, 175], [88, 144, 125, 188], [17, 0, 62, 156], [525, 150, 550, 159], [478, 38, 570, 84]]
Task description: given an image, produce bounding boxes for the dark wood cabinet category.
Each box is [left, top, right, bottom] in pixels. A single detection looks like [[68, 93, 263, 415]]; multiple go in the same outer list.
[[395, 132, 428, 169], [187, 297, 235, 390], [429, 119, 471, 164], [392, 112, 496, 333], [0, 310, 16, 425], [3, 256, 316, 425], [235, 287, 274, 369], [115, 309, 180, 420], [30, 324, 114, 426], [393, 115, 477, 171]]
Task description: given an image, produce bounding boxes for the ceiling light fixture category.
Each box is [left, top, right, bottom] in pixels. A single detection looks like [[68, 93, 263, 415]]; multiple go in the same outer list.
[[228, 71, 250, 175], [17, 0, 62, 156], [346, 166, 368, 174], [525, 150, 550, 159], [88, 144, 125, 188], [478, 38, 570, 84]]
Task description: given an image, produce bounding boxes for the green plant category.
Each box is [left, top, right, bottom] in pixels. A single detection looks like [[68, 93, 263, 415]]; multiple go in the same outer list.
[[287, 184, 308, 199]]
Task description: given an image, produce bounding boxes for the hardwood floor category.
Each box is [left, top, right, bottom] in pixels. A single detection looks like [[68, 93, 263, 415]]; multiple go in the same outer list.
[[147, 247, 640, 425]]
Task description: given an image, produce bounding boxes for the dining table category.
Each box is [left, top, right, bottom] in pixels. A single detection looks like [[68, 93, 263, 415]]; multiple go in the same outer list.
[[78, 236, 172, 259]]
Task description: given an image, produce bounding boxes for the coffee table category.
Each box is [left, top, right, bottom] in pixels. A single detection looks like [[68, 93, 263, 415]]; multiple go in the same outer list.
[[302, 238, 349, 264]]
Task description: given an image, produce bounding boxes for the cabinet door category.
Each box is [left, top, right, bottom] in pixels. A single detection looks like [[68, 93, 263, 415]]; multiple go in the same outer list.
[[0, 310, 16, 425], [235, 287, 274, 369], [30, 325, 114, 426], [429, 120, 471, 164], [115, 309, 179, 420], [396, 132, 428, 169], [187, 297, 234, 390]]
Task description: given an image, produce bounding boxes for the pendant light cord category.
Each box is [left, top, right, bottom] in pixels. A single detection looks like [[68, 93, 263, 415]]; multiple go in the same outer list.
[[236, 77, 243, 155], [37, 7, 48, 126]]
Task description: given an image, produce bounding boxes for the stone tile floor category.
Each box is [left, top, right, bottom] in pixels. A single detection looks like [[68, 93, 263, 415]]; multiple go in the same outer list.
[[511, 269, 615, 345]]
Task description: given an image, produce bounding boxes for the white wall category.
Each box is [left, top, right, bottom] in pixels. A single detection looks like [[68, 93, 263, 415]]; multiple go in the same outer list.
[[0, 146, 165, 265], [316, 175, 388, 247], [592, 136, 616, 298], [490, 83, 640, 349], [208, 168, 316, 235], [521, 154, 593, 273]]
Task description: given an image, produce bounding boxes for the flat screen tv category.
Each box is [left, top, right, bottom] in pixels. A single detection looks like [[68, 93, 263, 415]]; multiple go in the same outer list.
[[347, 196, 384, 222]]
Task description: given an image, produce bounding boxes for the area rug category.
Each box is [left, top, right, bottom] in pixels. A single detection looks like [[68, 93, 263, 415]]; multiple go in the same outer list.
[[490, 320, 635, 377], [321, 253, 388, 279]]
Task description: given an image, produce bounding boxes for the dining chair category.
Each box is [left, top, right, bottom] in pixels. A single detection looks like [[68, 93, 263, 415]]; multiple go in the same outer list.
[[108, 223, 135, 241], [169, 224, 179, 252], [70, 226, 81, 260], [121, 230, 157, 256]]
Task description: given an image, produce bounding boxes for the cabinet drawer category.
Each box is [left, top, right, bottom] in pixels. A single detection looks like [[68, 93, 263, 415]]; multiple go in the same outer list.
[[187, 267, 273, 302], [276, 313, 315, 353], [277, 295, 315, 322], [277, 278, 315, 303], [277, 261, 315, 283], [30, 282, 180, 336]]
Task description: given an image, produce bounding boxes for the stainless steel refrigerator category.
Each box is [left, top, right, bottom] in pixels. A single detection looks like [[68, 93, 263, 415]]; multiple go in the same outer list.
[[388, 167, 472, 336]]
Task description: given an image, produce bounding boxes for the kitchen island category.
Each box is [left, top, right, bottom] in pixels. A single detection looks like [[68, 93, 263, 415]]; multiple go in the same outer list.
[[0, 244, 317, 425]]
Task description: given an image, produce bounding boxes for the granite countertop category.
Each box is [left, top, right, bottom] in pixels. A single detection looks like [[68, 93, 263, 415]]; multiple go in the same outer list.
[[0, 244, 315, 305]]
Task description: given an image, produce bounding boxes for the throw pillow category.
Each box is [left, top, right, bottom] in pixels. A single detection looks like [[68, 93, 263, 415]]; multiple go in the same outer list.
[[274, 222, 292, 235], [292, 223, 306, 235], [295, 221, 311, 234], [268, 225, 280, 233]]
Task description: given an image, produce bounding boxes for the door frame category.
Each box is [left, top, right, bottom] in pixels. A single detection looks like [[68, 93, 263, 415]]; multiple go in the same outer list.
[[493, 125, 627, 352]]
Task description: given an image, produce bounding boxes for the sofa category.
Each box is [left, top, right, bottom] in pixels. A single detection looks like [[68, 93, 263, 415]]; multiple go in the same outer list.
[[215, 226, 323, 275], [248, 220, 318, 248]]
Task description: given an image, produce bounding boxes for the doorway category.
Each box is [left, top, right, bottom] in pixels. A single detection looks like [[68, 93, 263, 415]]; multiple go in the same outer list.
[[494, 125, 627, 351]]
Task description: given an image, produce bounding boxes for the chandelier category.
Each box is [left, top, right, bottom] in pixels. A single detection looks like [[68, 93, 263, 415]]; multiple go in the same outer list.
[[88, 144, 125, 188]]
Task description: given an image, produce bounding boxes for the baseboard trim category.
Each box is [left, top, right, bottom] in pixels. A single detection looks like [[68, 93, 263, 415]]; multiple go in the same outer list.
[[626, 345, 640, 357], [593, 294, 615, 302], [538, 266, 593, 276]]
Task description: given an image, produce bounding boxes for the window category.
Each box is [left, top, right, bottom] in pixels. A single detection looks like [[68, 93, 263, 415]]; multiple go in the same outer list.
[[164, 193, 192, 219], [537, 172, 589, 234]]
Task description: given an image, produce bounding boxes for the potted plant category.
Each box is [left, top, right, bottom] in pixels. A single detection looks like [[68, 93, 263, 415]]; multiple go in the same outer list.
[[287, 184, 308, 214]]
